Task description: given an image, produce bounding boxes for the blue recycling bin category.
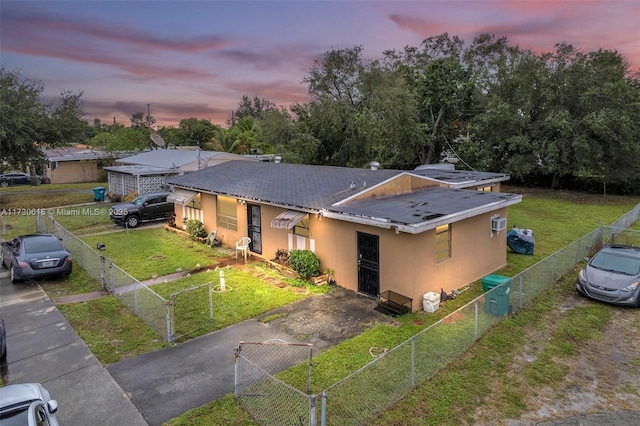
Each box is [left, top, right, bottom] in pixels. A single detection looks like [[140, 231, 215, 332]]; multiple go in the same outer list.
[[92, 186, 105, 202], [482, 274, 512, 316]]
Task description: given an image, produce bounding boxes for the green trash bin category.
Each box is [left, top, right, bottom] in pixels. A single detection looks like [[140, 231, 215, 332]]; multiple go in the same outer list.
[[482, 274, 512, 316], [92, 186, 106, 202]]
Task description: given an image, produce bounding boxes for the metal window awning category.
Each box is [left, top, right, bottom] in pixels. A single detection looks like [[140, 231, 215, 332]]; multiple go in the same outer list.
[[167, 189, 197, 205], [271, 210, 307, 229]]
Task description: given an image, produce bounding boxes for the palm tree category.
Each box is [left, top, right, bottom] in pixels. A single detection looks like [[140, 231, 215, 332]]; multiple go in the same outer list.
[[209, 117, 261, 154]]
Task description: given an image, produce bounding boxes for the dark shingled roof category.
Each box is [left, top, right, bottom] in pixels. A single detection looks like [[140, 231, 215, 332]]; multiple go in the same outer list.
[[168, 161, 400, 210], [168, 161, 521, 229]]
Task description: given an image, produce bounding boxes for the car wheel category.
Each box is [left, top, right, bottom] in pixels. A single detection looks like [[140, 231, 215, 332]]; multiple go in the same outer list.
[[0, 251, 5, 269], [10, 265, 20, 283], [0, 181, 8, 188], [126, 215, 140, 228]]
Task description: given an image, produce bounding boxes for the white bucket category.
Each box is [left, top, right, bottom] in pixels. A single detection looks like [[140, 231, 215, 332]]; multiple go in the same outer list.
[[423, 292, 441, 312]]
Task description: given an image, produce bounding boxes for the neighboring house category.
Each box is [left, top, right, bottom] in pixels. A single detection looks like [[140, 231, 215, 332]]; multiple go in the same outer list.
[[43, 146, 110, 184], [105, 149, 255, 197], [167, 161, 522, 312]]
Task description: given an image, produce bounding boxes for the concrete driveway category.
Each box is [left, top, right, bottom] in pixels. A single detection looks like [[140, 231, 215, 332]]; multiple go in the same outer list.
[[0, 269, 147, 425], [108, 286, 383, 425]]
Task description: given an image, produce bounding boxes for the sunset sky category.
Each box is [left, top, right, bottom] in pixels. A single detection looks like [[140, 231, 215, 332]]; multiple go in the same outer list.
[[2, 1, 638, 128]]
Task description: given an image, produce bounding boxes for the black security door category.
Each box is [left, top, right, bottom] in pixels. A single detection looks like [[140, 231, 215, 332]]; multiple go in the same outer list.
[[247, 204, 262, 254], [357, 232, 379, 297]]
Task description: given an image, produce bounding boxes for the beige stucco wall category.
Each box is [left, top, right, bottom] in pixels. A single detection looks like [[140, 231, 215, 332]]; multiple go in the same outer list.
[[173, 191, 510, 312], [312, 208, 509, 311], [48, 161, 99, 184], [175, 192, 245, 248]]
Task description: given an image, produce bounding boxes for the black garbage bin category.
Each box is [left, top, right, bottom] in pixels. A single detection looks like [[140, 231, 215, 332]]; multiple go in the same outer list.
[[482, 274, 512, 316], [92, 186, 106, 202]]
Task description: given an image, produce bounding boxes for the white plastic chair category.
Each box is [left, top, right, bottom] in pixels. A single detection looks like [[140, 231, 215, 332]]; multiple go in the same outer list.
[[236, 237, 251, 261]]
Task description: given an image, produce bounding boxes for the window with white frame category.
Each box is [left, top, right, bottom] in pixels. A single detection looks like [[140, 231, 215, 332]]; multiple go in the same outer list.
[[435, 224, 451, 262], [217, 196, 237, 231]]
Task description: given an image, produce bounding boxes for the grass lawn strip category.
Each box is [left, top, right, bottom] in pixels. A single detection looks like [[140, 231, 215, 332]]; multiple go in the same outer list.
[[58, 296, 168, 364]]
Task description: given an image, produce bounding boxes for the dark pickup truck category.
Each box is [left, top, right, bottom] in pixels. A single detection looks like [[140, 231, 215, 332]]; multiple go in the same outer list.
[[109, 192, 174, 228]]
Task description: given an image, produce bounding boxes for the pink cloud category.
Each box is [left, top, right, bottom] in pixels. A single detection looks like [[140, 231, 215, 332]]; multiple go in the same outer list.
[[4, 10, 230, 54]]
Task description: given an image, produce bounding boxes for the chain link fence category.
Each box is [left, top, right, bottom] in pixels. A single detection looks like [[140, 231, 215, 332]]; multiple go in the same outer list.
[[169, 282, 213, 341], [235, 340, 314, 425], [37, 213, 107, 287], [36, 213, 212, 342], [234, 204, 640, 425]]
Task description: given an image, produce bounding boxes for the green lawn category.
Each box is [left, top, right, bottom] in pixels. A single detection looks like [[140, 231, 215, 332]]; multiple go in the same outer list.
[[80, 227, 236, 280], [1, 181, 107, 240], [0, 182, 101, 211]]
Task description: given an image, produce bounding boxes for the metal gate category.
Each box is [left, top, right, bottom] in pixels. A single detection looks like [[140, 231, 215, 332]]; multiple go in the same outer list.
[[234, 340, 314, 425], [169, 282, 213, 342], [357, 232, 379, 297], [247, 204, 262, 254]]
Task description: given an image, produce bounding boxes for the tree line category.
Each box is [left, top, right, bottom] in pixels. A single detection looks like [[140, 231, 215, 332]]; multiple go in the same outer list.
[[2, 33, 638, 191]]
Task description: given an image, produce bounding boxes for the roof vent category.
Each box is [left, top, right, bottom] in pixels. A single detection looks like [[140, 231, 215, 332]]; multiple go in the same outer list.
[[349, 181, 356, 189], [274, 156, 282, 163], [370, 161, 380, 170]]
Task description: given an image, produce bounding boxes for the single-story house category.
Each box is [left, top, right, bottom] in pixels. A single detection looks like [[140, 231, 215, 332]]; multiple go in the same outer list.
[[167, 161, 521, 312], [105, 149, 256, 197], [43, 146, 111, 184]]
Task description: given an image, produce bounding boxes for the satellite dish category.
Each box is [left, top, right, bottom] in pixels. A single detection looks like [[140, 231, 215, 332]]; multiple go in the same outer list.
[[150, 132, 166, 147]]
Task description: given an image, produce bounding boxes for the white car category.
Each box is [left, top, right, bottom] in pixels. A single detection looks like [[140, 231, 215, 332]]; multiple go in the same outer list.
[[0, 383, 59, 425], [441, 154, 460, 164]]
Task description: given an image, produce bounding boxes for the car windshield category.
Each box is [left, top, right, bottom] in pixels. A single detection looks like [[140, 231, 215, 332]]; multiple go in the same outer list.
[[22, 236, 64, 254], [0, 402, 31, 426], [131, 196, 148, 206], [590, 251, 640, 275]]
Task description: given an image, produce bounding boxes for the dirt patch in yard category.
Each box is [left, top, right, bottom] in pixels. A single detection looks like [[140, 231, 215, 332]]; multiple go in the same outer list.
[[256, 286, 385, 350], [474, 291, 640, 425]]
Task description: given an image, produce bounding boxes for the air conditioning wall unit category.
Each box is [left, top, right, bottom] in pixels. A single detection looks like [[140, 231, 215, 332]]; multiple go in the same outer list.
[[491, 217, 507, 232]]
